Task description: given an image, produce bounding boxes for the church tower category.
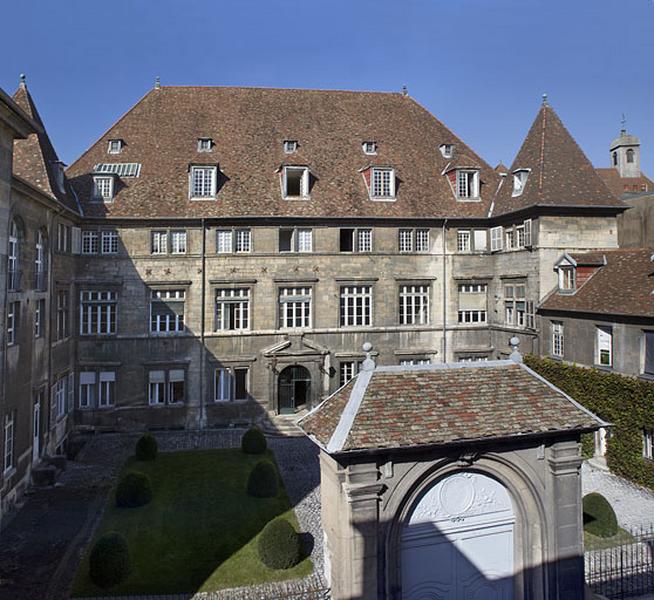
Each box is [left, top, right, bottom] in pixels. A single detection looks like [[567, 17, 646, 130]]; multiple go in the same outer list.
[[610, 118, 641, 178]]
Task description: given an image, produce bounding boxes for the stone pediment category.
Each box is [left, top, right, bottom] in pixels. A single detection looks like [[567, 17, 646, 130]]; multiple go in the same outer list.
[[261, 333, 329, 358]]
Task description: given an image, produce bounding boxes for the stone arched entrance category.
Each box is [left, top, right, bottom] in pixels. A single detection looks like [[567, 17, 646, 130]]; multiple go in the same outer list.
[[278, 365, 311, 414], [400, 471, 515, 600]]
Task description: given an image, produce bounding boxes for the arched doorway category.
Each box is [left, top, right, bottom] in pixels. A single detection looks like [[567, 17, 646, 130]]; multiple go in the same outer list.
[[400, 471, 515, 600], [278, 365, 311, 414]]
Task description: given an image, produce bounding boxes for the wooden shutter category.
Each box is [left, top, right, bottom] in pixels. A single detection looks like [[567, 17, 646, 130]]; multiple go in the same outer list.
[[490, 226, 503, 252], [523, 219, 532, 247]]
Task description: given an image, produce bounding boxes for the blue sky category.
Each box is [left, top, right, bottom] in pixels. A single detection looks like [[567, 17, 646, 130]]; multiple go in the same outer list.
[[2, 0, 653, 175]]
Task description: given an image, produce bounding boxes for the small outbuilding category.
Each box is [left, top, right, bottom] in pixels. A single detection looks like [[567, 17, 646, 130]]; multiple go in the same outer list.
[[299, 344, 605, 600]]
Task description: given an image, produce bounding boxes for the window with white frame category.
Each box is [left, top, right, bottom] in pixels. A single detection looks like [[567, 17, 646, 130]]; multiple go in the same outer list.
[[98, 371, 115, 407], [643, 429, 654, 460], [283, 166, 309, 198], [512, 169, 529, 196], [35, 299, 45, 338], [54, 376, 66, 418], [151, 230, 168, 254], [101, 230, 118, 254], [57, 223, 70, 253], [215, 288, 250, 331], [197, 138, 213, 152], [190, 165, 217, 198], [370, 168, 395, 199], [596, 326, 613, 367], [516, 225, 525, 248], [645, 331, 654, 375], [4, 412, 14, 473], [457, 355, 489, 363], [279, 228, 312, 253], [490, 226, 503, 252], [216, 229, 251, 253], [551, 321, 564, 358], [150, 289, 185, 333], [80, 291, 117, 336], [399, 284, 430, 325], [504, 283, 527, 328], [67, 373, 74, 412], [399, 358, 431, 366], [439, 144, 454, 158], [456, 170, 479, 199], [8, 220, 19, 291], [93, 176, 114, 201], [399, 229, 429, 253], [35, 230, 46, 289], [340, 286, 372, 327], [82, 230, 99, 254], [216, 229, 232, 253], [362, 141, 377, 155], [283, 140, 298, 153], [56, 290, 69, 341], [214, 367, 249, 401], [7, 302, 18, 346], [505, 228, 516, 250], [279, 287, 312, 329], [170, 230, 187, 254], [457, 230, 471, 253], [559, 266, 576, 292], [235, 229, 251, 253], [339, 361, 362, 387], [107, 139, 123, 154], [340, 228, 372, 252], [149, 371, 165, 405], [79, 372, 96, 409], [458, 283, 487, 324]]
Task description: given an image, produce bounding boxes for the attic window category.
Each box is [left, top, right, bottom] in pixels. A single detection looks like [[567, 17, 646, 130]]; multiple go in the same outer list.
[[197, 138, 213, 152], [54, 161, 66, 193], [362, 141, 377, 155], [370, 167, 395, 199], [283, 166, 309, 198], [512, 169, 530, 197], [93, 176, 114, 202], [558, 266, 575, 293], [284, 140, 298, 154], [94, 163, 141, 177], [440, 144, 454, 158], [456, 170, 479, 199], [107, 139, 123, 154]]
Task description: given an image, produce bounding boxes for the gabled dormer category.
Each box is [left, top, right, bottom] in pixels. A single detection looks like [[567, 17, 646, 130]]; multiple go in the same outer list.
[[360, 165, 396, 201], [443, 156, 481, 201], [554, 252, 606, 294], [279, 164, 311, 199], [511, 168, 530, 197]]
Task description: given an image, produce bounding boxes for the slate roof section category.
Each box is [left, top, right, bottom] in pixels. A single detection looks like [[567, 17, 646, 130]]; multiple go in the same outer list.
[[595, 168, 653, 198], [494, 103, 624, 215], [12, 84, 80, 214], [65, 86, 502, 219], [299, 360, 602, 453], [539, 248, 654, 318]]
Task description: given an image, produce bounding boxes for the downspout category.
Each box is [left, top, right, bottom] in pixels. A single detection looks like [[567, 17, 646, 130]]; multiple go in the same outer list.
[[441, 218, 448, 363], [199, 218, 206, 429]]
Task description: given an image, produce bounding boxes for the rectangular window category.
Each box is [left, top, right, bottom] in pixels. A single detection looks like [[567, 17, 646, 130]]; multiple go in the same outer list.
[[151, 231, 168, 254], [283, 167, 309, 198], [82, 230, 99, 254], [456, 170, 478, 198], [505, 228, 516, 250], [214, 367, 249, 401], [371, 168, 395, 199], [279, 287, 312, 329], [457, 230, 471, 253], [559, 267, 576, 292], [98, 371, 115, 407], [93, 176, 114, 201], [643, 430, 654, 460], [197, 138, 213, 152], [340, 228, 372, 252], [399, 284, 430, 325], [35, 299, 45, 338], [149, 370, 166, 405], [150, 289, 185, 333], [399, 229, 429, 253], [340, 286, 372, 327], [645, 331, 654, 375], [516, 225, 525, 248], [54, 376, 66, 418], [339, 361, 362, 387], [458, 283, 487, 324], [215, 288, 250, 331], [551, 321, 564, 358], [80, 291, 117, 335], [400, 358, 431, 366], [168, 369, 185, 404], [279, 228, 313, 253], [7, 302, 18, 346], [108, 139, 123, 154], [217, 229, 251, 253], [79, 372, 96, 409], [504, 283, 527, 328], [457, 355, 489, 363], [101, 231, 118, 254], [170, 230, 187, 254], [56, 291, 69, 341], [4, 412, 14, 473], [235, 229, 251, 253], [415, 229, 429, 252], [596, 326, 613, 367], [190, 165, 217, 198], [490, 226, 503, 252], [216, 229, 232, 253]]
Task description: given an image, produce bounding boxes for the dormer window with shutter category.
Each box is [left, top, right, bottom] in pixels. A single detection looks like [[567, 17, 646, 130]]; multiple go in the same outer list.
[[512, 169, 530, 197], [107, 139, 123, 154], [456, 170, 479, 199], [282, 166, 309, 199]]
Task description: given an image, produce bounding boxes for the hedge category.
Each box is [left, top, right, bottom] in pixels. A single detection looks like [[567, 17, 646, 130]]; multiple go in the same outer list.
[[89, 532, 132, 588], [116, 471, 153, 508], [241, 427, 267, 455], [247, 460, 279, 498], [135, 434, 158, 461], [583, 492, 619, 538], [257, 518, 303, 569], [524, 355, 654, 490]]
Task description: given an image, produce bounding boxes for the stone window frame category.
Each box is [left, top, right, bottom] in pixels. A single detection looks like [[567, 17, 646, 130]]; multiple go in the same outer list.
[[148, 368, 186, 406], [457, 282, 488, 325], [215, 287, 251, 332], [278, 286, 313, 330], [595, 325, 613, 368], [279, 227, 313, 253], [79, 290, 118, 336], [551, 321, 564, 358], [339, 285, 373, 328], [339, 228, 373, 253], [398, 283, 430, 326], [214, 365, 250, 402], [79, 369, 116, 410], [216, 228, 252, 254]]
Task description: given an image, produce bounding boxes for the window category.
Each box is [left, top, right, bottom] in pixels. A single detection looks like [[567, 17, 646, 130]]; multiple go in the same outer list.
[[93, 176, 114, 201], [4, 412, 14, 473], [399, 229, 429, 253], [79, 372, 96, 409], [53, 375, 67, 418], [215, 288, 250, 331], [197, 138, 213, 152], [339, 361, 362, 387], [505, 228, 515, 250], [516, 225, 525, 248], [456, 170, 479, 199], [235, 229, 251, 253], [340, 228, 372, 252], [94, 162, 141, 177], [400, 358, 431, 366], [627, 149, 635, 163], [216, 229, 251, 253], [151, 230, 168, 254], [399, 284, 430, 325], [551, 321, 564, 358], [150, 289, 185, 333], [98, 371, 115, 407], [82, 230, 99, 254], [457, 230, 471, 253], [214, 367, 249, 401], [148, 371, 165, 405], [340, 286, 372, 327], [370, 168, 395, 199], [170, 230, 187, 254], [101, 231, 118, 254], [216, 230, 232, 253], [457, 355, 489, 363], [279, 228, 313, 253], [362, 141, 377, 155], [490, 226, 503, 252], [559, 266, 575, 292], [107, 139, 123, 154], [80, 291, 117, 335], [8, 220, 19, 291], [7, 302, 18, 346], [458, 283, 487, 324], [190, 165, 217, 198], [283, 166, 309, 198], [504, 284, 527, 327], [512, 169, 529, 196], [644, 430, 654, 460], [645, 331, 654, 375], [612, 152, 618, 166], [35, 299, 45, 338], [440, 144, 453, 158], [57, 223, 70, 253], [35, 230, 46, 290], [279, 287, 312, 329], [283, 140, 298, 153], [474, 229, 487, 251], [56, 290, 69, 341], [596, 326, 613, 367]]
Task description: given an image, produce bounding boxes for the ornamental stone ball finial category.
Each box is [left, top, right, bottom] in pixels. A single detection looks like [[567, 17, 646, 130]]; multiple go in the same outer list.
[[154, 76, 161, 90], [362, 342, 375, 371], [542, 93, 548, 107], [509, 336, 523, 363], [19, 73, 26, 88]]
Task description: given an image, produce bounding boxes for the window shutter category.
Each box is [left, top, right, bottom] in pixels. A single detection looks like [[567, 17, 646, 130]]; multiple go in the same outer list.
[[645, 332, 654, 374], [523, 219, 532, 247], [50, 384, 57, 425], [71, 227, 82, 254], [490, 226, 503, 252], [67, 372, 75, 411]]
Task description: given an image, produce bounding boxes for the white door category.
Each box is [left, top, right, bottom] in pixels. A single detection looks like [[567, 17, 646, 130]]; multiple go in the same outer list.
[[401, 471, 515, 600], [32, 396, 41, 462]]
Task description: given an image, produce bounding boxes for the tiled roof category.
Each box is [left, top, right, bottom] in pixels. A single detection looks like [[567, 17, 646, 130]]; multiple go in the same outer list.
[[595, 168, 653, 198], [493, 103, 623, 215], [568, 252, 606, 266], [299, 361, 602, 453], [66, 86, 503, 219], [540, 248, 654, 318], [12, 85, 80, 214]]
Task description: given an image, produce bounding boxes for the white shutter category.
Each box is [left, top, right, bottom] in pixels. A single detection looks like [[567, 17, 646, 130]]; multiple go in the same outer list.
[[67, 372, 75, 411], [523, 219, 532, 247], [71, 227, 82, 254], [474, 229, 487, 251], [148, 370, 165, 383], [490, 226, 503, 252]]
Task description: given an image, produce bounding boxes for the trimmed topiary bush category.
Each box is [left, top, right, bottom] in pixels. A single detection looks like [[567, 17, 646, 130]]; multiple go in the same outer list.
[[115, 470, 153, 508], [135, 434, 158, 461], [89, 532, 131, 588], [241, 427, 267, 455], [583, 492, 618, 538], [246, 460, 279, 498], [257, 518, 302, 569]]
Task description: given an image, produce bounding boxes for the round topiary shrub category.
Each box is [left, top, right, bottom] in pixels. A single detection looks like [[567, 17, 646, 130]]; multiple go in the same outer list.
[[257, 518, 303, 570], [246, 460, 279, 498], [241, 427, 267, 455], [115, 470, 153, 508], [583, 492, 618, 538], [135, 434, 158, 461], [89, 531, 131, 588]]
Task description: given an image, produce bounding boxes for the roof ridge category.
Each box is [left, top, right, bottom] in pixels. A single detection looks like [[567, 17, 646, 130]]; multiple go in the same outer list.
[[159, 84, 404, 95]]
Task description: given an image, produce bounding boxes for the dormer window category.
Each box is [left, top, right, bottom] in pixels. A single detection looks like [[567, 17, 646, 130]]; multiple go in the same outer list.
[[558, 266, 576, 292], [197, 138, 213, 152], [190, 165, 217, 199], [283, 166, 309, 198], [107, 139, 123, 154], [93, 176, 114, 202], [53, 161, 66, 193], [362, 141, 377, 155], [456, 170, 479, 199], [370, 167, 395, 199], [512, 169, 530, 197], [440, 144, 454, 158], [283, 140, 298, 154]]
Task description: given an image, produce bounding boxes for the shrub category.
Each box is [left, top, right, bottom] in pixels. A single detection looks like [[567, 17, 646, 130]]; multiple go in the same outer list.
[[583, 493, 618, 538], [89, 532, 131, 588], [241, 427, 267, 455], [247, 460, 279, 498], [257, 519, 303, 569], [115, 471, 153, 508], [135, 434, 158, 461]]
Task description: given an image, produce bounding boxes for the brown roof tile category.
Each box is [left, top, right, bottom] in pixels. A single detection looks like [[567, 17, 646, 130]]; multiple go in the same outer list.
[[595, 168, 653, 198]]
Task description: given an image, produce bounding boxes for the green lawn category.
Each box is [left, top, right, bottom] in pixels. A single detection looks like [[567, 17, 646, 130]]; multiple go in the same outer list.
[[71, 448, 312, 596]]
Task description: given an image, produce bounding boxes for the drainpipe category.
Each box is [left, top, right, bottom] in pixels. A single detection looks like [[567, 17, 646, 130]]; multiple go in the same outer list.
[[442, 218, 448, 363], [199, 218, 206, 429]]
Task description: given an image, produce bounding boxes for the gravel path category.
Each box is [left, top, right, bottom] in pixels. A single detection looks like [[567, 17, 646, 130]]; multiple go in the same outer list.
[[582, 461, 654, 531]]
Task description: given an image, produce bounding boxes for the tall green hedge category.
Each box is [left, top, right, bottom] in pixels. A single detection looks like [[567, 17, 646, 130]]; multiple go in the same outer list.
[[524, 355, 654, 490]]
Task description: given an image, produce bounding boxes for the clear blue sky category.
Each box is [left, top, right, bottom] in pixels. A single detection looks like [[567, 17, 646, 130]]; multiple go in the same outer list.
[[3, 0, 653, 175]]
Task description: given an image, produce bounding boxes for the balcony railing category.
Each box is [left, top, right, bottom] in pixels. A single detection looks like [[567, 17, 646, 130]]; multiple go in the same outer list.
[[7, 269, 21, 292], [35, 271, 47, 292]]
